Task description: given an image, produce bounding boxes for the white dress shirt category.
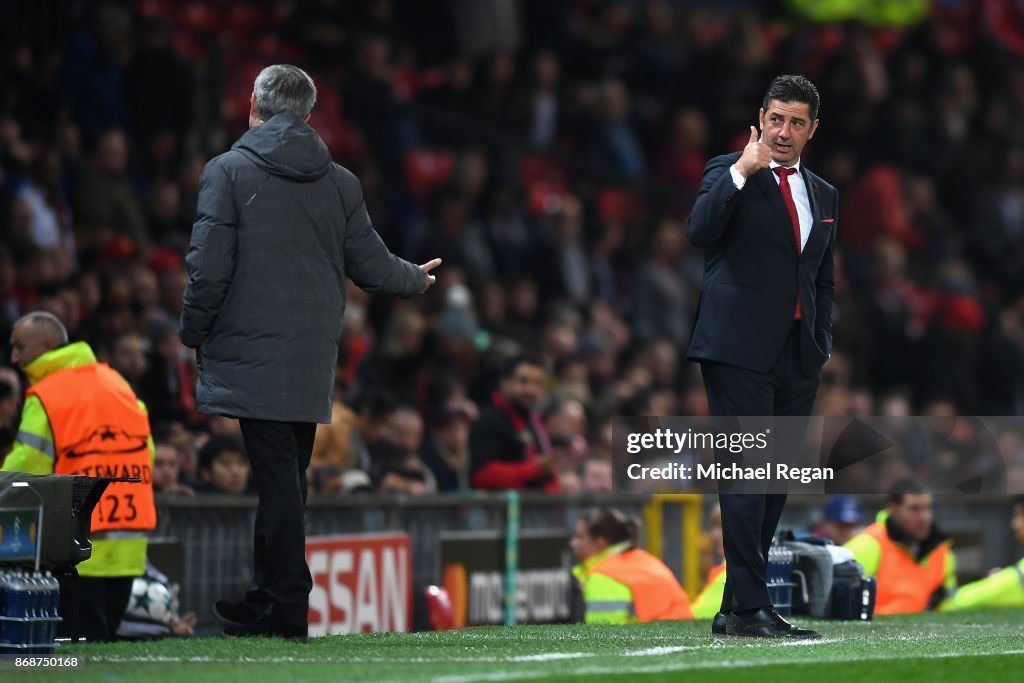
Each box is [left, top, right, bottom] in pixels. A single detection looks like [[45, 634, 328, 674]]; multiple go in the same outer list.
[[730, 159, 812, 251]]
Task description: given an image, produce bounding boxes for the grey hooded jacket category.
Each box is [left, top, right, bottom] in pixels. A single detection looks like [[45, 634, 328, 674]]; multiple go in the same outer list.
[[180, 112, 424, 422]]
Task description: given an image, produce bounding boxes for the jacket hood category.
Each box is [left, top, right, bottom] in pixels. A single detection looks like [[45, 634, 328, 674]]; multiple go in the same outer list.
[[232, 112, 332, 182], [24, 341, 97, 385]]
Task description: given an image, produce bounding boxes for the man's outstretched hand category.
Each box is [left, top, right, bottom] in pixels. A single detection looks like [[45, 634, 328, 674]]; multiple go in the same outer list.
[[419, 258, 442, 293]]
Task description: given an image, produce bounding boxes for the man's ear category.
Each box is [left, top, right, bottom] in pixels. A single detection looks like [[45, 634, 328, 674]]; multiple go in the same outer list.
[[808, 118, 820, 140]]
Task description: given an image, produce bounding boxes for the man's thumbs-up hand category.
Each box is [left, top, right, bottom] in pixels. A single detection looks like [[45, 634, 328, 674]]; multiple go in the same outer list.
[[735, 125, 772, 179]]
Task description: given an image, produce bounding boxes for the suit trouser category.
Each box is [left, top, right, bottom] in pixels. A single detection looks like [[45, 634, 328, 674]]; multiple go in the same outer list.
[[238, 419, 316, 628], [700, 322, 820, 613]]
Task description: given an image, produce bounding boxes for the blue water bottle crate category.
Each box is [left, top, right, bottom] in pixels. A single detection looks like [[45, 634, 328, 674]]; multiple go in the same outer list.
[[0, 569, 62, 654], [767, 545, 797, 617]]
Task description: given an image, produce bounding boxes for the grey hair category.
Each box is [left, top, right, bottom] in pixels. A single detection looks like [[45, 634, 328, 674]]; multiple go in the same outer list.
[[253, 64, 317, 120], [16, 311, 69, 347]]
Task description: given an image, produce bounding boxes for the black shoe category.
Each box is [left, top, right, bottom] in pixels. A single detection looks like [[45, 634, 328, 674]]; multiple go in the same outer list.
[[711, 611, 735, 635], [768, 609, 821, 639], [213, 599, 268, 627], [726, 608, 796, 638], [223, 615, 308, 642]]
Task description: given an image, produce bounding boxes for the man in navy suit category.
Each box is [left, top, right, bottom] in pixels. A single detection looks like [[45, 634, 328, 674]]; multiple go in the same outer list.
[[687, 75, 836, 638]]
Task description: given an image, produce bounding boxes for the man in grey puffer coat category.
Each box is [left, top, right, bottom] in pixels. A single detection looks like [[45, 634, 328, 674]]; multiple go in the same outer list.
[[180, 64, 440, 639]]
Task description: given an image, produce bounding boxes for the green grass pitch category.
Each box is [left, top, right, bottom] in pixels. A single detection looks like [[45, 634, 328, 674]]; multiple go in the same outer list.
[[22, 610, 1024, 682]]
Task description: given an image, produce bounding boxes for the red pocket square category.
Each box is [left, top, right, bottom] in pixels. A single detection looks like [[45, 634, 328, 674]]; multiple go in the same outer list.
[[821, 218, 835, 223]]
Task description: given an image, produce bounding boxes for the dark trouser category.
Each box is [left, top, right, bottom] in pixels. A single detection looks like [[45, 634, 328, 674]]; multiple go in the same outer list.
[[700, 322, 820, 613], [65, 576, 133, 642], [238, 419, 317, 629]]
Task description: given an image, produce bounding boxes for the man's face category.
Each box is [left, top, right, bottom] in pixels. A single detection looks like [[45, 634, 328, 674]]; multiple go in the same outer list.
[[202, 450, 250, 495], [152, 443, 180, 491], [820, 520, 859, 546], [112, 335, 148, 381], [387, 411, 424, 452], [503, 363, 547, 411], [581, 460, 612, 493], [570, 519, 605, 563], [1012, 503, 1024, 546], [889, 493, 933, 542], [759, 99, 819, 167], [10, 322, 54, 370]]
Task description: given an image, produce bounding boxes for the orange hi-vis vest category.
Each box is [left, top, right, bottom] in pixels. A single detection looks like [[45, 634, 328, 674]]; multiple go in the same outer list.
[[592, 549, 694, 621], [864, 521, 949, 614], [28, 363, 156, 533]]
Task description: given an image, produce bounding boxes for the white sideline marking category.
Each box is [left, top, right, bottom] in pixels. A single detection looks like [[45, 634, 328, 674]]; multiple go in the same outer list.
[[507, 653, 589, 662], [87, 645, 1024, 669], [431, 649, 1024, 683]]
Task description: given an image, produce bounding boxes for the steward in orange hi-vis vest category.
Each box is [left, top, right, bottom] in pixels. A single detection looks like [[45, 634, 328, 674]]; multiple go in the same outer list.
[[4, 316, 158, 642], [28, 363, 156, 533]]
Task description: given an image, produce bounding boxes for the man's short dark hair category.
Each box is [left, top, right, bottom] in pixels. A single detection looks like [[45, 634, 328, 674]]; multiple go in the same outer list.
[[889, 478, 928, 505], [762, 75, 821, 121], [1013, 495, 1024, 511], [198, 435, 246, 471], [502, 351, 547, 379]]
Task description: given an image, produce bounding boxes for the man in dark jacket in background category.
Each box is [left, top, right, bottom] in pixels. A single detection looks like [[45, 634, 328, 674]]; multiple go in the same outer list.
[[469, 353, 560, 492], [180, 64, 440, 639]]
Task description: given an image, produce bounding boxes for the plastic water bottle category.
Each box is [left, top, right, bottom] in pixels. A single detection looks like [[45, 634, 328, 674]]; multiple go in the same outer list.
[[43, 571, 60, 646], [4, 571, 29, 647], [26, 573, 42, 651], [0, 570, 9, 648]]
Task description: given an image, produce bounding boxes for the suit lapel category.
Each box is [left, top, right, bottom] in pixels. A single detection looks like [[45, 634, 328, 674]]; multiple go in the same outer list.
[[753, 169, 798, 255], [800, 167, 823, 260]]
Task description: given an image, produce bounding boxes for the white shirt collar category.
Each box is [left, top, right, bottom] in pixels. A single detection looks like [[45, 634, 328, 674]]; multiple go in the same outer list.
[[769, 158, 801, 174]]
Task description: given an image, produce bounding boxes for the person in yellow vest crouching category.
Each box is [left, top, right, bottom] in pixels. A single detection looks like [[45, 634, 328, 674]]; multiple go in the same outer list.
[[692, 505, 726, 619], [2, 312, 156, 641], [844, 479, 955, 615], [571, 506, 693, 624], [940, 495, 1024, 611]]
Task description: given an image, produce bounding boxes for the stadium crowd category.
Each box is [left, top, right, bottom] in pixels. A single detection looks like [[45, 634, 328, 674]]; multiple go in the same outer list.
[[2, 0, 1024, 497]]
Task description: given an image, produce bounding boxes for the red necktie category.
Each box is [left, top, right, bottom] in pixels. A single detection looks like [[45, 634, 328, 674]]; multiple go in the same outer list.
[[774, 166, 802, 320]]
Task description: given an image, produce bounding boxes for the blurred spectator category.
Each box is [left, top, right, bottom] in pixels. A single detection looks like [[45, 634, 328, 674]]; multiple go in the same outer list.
[[814, 496, 864, 545], [152, 437, 194, 497], [571, 507, 692, 623], [371, 439, 436, 495], [0, 378, 18, 455], [110, 332, 148, 392], [844, 479, 956, 615], [73, 127, 147, 249], [580, 457, 612, 493], [940, 495, 1024, 611], [422, 399, 475, 492], [631, 219, 691, 346], [387, 405, 425, 453], [138, 319, 195, 424], [310, 356, 366, 474], [470, 353, 559, 491], [194, 435, 251, 495], [580, 80, 646, 185], [691, 505, 726, 620]]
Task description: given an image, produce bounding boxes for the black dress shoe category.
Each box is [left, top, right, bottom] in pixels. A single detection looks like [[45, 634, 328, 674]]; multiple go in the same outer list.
[[213, 599, 269, 627], [726, 608, 795, 638], [711, 611, 735, 635], [223, 615, 308, 642], [768, 609, 821, 639]]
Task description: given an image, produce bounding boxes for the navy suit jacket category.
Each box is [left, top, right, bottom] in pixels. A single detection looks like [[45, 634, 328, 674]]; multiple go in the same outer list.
[[686, 151, 838, 377]]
